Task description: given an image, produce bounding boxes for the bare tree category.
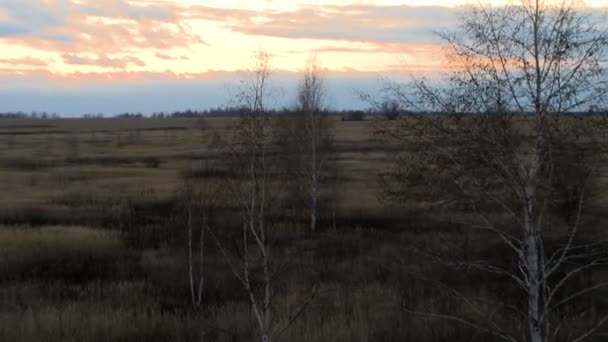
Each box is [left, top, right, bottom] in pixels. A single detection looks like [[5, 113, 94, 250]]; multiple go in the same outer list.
[[293, 56, 333, 233], [381, 1, 608, 341], [218, 51, 274, 341], [181, 172, 206, 308], [179, 156, 220, 308], [236, 50, 272, 114], [210, 51, 318, 342]]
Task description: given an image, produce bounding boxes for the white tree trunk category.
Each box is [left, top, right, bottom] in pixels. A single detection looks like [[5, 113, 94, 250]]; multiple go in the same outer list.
[[262, 254, 272, 342], [523, 188, 543, 342], [527, 6, 544, 339], [187, 203, 204, 307], [309, 111, 318, 233], [197, 214, 205, 306], [188, 204, 196, 306], [523, 112, 545, 342], [310, 174, 317, 233]]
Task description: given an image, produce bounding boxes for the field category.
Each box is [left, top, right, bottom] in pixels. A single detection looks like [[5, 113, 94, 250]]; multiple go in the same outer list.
[[0, 116, 607, 341], [0, 117, 389, 223]]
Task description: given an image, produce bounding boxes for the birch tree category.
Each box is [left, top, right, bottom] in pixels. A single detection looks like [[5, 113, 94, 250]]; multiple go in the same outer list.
[[294, 56, 333, 233], [180, 169, 211, 308], [211, 51, 317, 342], [228, 50, 275, 342], [381, 1, 608, 341]]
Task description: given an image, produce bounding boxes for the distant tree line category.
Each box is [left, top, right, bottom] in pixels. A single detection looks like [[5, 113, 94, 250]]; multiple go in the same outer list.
[[0, 111, 60, 119], [116, 108, 382, 120], [1, 107, 606, 121]]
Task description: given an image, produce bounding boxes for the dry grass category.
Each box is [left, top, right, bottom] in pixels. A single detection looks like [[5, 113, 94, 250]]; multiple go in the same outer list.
[[0, 226, 447, 342], [0, 116, 606, 341], [0, 117, 381, 208]]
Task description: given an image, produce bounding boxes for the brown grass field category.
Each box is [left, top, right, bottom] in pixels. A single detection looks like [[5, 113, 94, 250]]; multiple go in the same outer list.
[[0, 116, 607, 341]]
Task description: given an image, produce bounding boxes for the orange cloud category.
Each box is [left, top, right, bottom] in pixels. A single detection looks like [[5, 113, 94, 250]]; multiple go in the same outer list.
[[0, 1, 461, 79]]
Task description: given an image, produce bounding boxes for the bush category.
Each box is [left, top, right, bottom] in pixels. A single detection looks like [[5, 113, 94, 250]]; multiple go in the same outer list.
[[342, 111, 366, 121]]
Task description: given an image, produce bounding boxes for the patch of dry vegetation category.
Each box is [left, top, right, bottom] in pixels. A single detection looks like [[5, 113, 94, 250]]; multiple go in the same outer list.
[[0, 116, 605, 341]]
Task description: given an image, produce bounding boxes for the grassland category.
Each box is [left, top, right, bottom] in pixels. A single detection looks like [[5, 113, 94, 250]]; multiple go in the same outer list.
[[0, 116, 606, 341]]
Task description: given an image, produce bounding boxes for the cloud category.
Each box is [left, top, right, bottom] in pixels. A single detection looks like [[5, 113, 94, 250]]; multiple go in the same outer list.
[[0, 67, 257, 85], [0, 0, 74, 42], [77, 0, 174, 21], [0, 23, 29, 36], [61, 53, 146, 68], [0, 57, 49, 67], [1, 0, 68, 28], [181, 4, 460, 44], [0, 0, 205, 55], [0, 1, 458, 75], [155, 52, 189, 61]]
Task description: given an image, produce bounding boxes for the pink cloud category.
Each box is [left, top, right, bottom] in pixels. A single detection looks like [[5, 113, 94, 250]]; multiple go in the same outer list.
[[1, 0, 205, 57], [0, 1, 456, 78]]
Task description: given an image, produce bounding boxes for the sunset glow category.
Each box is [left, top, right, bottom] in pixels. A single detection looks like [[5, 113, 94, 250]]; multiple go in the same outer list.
[[1, 0, 607, 114]]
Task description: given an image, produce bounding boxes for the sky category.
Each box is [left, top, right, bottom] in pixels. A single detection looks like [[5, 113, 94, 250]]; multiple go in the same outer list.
[[0, 0, 606, 116]]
